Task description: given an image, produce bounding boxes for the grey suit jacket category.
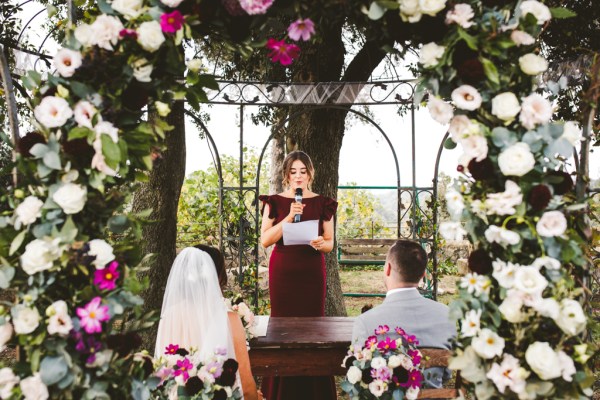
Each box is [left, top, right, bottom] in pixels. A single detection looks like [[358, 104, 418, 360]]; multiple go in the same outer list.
[[352, 289, 456, 389]]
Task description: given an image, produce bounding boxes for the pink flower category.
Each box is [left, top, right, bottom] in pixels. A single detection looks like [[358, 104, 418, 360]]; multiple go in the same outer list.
[[375, 325, 390, 335], [76, 297, 110, 334], [408, 349, 422, 366], [239, 0, 273, 15], [377, 337, 397, 353], [94, 261, 120, 291], [395, 327, 406, 336], [405, 335, 419, 346], [174, 358, 194, 381], [119, 28, 137, 39], [287, 18, 315, 41], [160, 10, 184, 34], [165, 344, 179, 355], [371, 366, 392, 382], [266, 38, 300, 66], [406, 370, 423, 388], [364, 335, 378, 349]]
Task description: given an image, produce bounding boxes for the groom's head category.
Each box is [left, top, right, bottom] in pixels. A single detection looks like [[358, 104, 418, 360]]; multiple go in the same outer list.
[[384, 240, 427, 290]]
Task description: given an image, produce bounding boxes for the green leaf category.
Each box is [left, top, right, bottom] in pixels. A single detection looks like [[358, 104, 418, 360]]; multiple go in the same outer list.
[[0, 265, 15, 289], [197, 74, 220, 90], [68, 126, 94, 141], [101, 135, 121, 164], [367, 2, 386, 20], [108, 215, 130, 234], [70, 81, 95, 99], [549, 7, 576, 19], [59, 216, 78, 243], [9, 230, 27, 256], [480, 57, 500, 86], [444, 138, 457, 150], [43, 150, 62, 170], [40, 356, 69, 385], [29, 143, 49, 158], [458, 28, 478, 50], [376, 1, 399, 10]]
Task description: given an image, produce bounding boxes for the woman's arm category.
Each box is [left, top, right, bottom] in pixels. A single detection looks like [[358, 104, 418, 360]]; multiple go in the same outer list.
[[309, 218, 335, 253], [260, 202, 304, 248], [228, 312, 261, 400]]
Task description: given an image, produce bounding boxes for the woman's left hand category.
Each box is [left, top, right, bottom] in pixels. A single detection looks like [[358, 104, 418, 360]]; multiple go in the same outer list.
[[310, 236, 325, 251]]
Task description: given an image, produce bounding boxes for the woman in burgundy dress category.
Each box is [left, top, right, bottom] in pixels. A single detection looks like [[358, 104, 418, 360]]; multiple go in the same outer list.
[[259, 150, 338, 400]]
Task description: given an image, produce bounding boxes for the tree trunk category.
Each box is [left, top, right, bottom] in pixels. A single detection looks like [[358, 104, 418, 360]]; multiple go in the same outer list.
[[132, 101, 186, 349], [268, 108, 287, 194]]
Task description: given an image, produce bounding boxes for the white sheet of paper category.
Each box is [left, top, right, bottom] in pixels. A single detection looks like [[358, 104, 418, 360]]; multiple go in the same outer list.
[[254, 315, 269, 337], [282, 219, 319, 245]]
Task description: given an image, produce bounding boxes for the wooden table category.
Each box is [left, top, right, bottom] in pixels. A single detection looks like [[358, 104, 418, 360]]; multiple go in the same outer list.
[[249, 316, 353, 377]]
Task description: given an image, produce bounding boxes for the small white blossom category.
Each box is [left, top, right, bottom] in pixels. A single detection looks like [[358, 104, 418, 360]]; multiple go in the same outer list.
[[160, 0, 184, 7], [492, 260, 517, 289], [419, 0, 447, 17], [486, 180, 523, 216], [439, 221, 467, 241], [53, 48, 82, 78], [46, 300, 73, 337], [536, 211, 567, 237], [20, 373, 48, 400], [486, 354, 527, 394], [513, 266, 548, 297], [368, 379, 386, 397], [137, 20, 166, 53], [88, 239, 116, 269], [557, 351, 576, 382], [0, 367, 19, 399], [34, 96, 73, 128], [90, 15, 124, 51], [499, 295, 526, 323], [419, 42, 446, 68], [520, 93, 552, 130], [532, 297, 559, 319], [428, 96, 454, 125], [491, 92, 521, 121], [399, 0, 422, 23], [460, 273, 491, 296], [53, 183, 87, 215], [561, 121, 582, 146], [460, 309, 481, 337], [445, 189, 464, 218], [531, 256, 561, 270], [132, 58, 153, 82], [346, 366, 362, 384], [519, 53, 548, 76], [485, 225, 520, 246], [445, 3, 474, 28], [14, 196, 44, 227], [472, 328, 505, 359], [74, 101, 98, 128], [0, 323, 13, 352], [555, 299, 586, 336], [520, 0, 552, 25], [525, 342, 561, 380], [11, 305, 40, 335], [451, 85, 482, 111], [511, 30, 535, 46], [111, 0, 144, 19], [20, 238, 62, 275]]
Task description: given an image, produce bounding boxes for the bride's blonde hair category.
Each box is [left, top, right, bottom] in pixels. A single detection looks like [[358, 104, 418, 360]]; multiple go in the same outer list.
[[282, 150, 315, 188]]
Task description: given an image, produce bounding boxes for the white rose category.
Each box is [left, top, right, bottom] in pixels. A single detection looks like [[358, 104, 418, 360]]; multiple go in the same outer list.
[[53, 48, 82, 78], [451, 85, 482, 111], [525, 342, 561, 380], [557, 351, 576, 382], [187, 58, 203, 72], [132, 58, 153, 82], [532, 297, 559, 319], [111, 0, 144, 19], [53, 183, 87, 215], [399, 0, 422, 22], [485, 225, 520, 246], [519, 53, 548, 76], [445, 189, 464, 218], [137, 21, 165, 53], [20, 238, 61, 275], [74, 23, 94, 47], [74, 101, 98, 128], [95, 121, 119, 143], [460, 134, 488, 162], [499, 296, 526, 323], [520, 92, 552, 130], [160, 0, 184, 7], [0, 367, 19, 399], [536, 211, 567, 237], [155, 101, 171, 117], [445, 3, 474, 28], [428, 96, 453, 125], [532, 256, 561, 270], [20, 373, 48, 400], [14, 196, 44, 226], [511, 30, 535, 46], [561, 121, 582, 146], [472, 328, 505, 359], [370, 356, 386, 369], [491, 92, 521, 121], [520, 1, 552, 25], [439, 221, 467, 241], [46, 300, 73, 337], [486, 180, 523, 216], [90, 15, 123, 51], [555, 299, 586, 336], [386, 355, 402, 369], [34, 96, 73, 128], [419, 0, 447, 17], [419, 42, 445, 68], [514, 266, 548, 296], [498, 142, 535, 177], [448, 115, 474, 140], [0, 323, 13, 351], [11, 305, 40, 335], [368, 380, 386, 397], [88, 239, 116, 269], [346, 366, 362, 384], [406, 386, 419, 400]]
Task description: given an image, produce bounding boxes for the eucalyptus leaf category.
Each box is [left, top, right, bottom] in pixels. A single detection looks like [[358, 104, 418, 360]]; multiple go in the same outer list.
[[0, 265, 15, 289], [491, 127, 517, 148], [29, 143, 49, 158], [43, 151, 62, 170], [59, 216, 78, 243], [444, 138, 457, 150], [549, 7, 576, 19], [40, 356, 69, 385], [131, 380, 151, 400], [9, 230, 27, 256], [544, 138, 574, 159], [108, 215, 130, 234], [522, 130, 544, 152], [37, 163, 53, 179], [70, 81, 95, 99]]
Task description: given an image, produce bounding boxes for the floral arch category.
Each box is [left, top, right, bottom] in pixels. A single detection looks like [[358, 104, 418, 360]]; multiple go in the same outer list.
[[0, 0, 596, 399]]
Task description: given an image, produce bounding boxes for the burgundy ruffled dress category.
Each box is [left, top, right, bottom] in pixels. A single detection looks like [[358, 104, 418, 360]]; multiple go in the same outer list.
[[258, 194, 338, 400]]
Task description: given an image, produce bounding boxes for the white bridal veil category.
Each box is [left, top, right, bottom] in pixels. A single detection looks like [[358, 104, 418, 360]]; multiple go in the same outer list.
[[154, 247, 235, 360]]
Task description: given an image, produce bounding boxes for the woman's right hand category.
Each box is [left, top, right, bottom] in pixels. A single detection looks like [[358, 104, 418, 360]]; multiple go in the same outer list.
[[286, 202, 305, 222]]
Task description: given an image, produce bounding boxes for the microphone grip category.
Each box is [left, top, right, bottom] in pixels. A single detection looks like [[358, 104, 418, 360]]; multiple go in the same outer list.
[[294, 213, 301, 223]]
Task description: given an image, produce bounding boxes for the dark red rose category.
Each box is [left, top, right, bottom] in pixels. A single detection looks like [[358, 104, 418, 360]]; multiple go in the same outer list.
[[122, 82, 150, 111], [362, 367, 374, 384], [62, 138, 95, 166], [468, 249, 493, 275], [142, 358, 153, 377], [392, 366, 409, 384], [221, 0, 246, 15], [175, 348, 189, 357], [528, 184, 552, 211], [184, 376, 204, 395], [457, 58, 485, 85], [217, 359, 239, 387], [468, 157, 495, 181], [17, 131, 46, 157], [547, 170, 573, 195], [106, 332, 142, 357], [344, 356, 357, 369], [213, 389, 227, 400]]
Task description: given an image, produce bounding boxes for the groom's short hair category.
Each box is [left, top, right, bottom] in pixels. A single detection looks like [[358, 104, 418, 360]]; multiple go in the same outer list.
[[388, 240, 427, 284]]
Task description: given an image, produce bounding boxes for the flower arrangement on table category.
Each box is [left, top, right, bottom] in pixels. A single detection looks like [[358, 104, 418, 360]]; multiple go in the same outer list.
[[153, 344, 242, 400], [341, 325, 423, 400], [226, 294, 258, 343]]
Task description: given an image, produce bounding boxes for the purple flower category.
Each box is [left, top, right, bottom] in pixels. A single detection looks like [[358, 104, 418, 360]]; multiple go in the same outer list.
[[215, 347, 228, 356], [287, 18, 315, 41], [266, 38, 300, 66], [76, 297, 110, 334], [174, 358, 194, 382], [377, 337, 397, 353], [371, 366, 392, 382], [165, 344, 179, 355], [375, 325, 390, 335], [93, 261, 120, 291], [205, 361, 223, 378], [160, 10, 184, 34], [238, 0, 273, 15], [119, 28, 137, 39]]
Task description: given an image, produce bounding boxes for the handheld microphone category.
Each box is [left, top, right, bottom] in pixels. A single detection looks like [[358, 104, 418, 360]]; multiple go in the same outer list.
[[293, 188, 303, 223]]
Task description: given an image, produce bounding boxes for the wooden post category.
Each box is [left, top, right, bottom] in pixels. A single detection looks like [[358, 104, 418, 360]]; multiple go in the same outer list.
[[0, 44, 20, 186]]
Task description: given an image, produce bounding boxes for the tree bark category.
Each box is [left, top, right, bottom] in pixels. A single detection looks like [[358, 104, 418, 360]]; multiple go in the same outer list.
[[268, 108, 287, 194], [132, 101, 186, 349]]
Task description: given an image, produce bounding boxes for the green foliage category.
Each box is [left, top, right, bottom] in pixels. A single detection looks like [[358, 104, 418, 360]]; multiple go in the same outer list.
[[337, 185, 394, 239]]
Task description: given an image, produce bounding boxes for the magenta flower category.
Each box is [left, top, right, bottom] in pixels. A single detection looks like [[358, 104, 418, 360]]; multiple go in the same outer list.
[[119, 28, 137, 39], [288, 18, 315, 41], [173, 358, 194, 381], [76, 297, 110, 334], [408, 349, 422, 366], [239, 0, 274, 15], [395, 326, 406, 336], [364, 335, 378, 349], [165, 344, 179, 355], [160, 11, 184, 34], [377, 337, 397, 353], [405, 370, 423, 388], [266, 38, 300, 66], [375, 325, 390, 335], [94, 261, 120, 291], [405, 335, 419, 346]]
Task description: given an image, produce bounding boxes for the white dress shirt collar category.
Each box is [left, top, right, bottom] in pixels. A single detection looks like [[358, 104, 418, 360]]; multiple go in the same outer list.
[[386, 287, 418, 297]]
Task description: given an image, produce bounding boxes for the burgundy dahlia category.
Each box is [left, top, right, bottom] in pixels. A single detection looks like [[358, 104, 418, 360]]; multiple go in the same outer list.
[[217, 359, 239, 387], [221, 0, 246, 16], [362, 367, 374, 384], [468, 157, 495, 181], [184, 376, 204, 395], [528, 184, 552, 211], [17, 131, 46, 157], [547, 170, 574, 195], [468, 249, 493, 275]]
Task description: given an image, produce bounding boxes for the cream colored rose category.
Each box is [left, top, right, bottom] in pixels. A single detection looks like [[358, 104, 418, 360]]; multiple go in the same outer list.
[[511, 30, 535, 46], [137, 20, 165, 53], [132, 58, 153, 82], [525, 342, 561, 380], [346, 366, 362, 384], [88, 239, 116, 269], [11, 305, 40, 335], [53, 183, 87, 215], [111, 0, 144, 19], [20, 238, 61, 275], [399, 0, 422, 22], [491, 92, 520, 121], [419, 0, 447, 17], [519, 0, 551, 25], [555, 299, 586, 336], [498, 142, 535, 177], [20, 373, 48, 400], [14, 196, 43, 226], [536, 211, 567, 237], [472, 328, 505, 359], [499, 296, 526, 323], [519, 53, 548, 76], [419, 42, 445, 68], [513, 266, 548, 296]]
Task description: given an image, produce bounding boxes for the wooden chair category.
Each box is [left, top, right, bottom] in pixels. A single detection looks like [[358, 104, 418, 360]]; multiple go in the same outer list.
[[418, 348, 462, 399], [337, 238, 397, 266]]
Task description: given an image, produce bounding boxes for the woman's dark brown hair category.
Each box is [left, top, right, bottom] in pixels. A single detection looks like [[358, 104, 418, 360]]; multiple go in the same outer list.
[[281, 150, 315, 188], [194, 244, 227, 289]]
